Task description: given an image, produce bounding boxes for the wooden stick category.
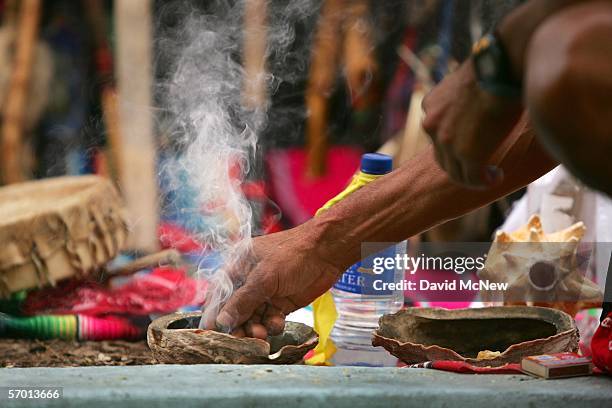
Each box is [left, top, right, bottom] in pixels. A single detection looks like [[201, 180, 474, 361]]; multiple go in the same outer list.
[[0, 0, 41, 184], [395, 45, 434, 166], [305, 0, 345, 178], [105, 249, 183, 279], [342, 0, 377, 105], [114, 0, 159, 252], [398, 85, 430, 165], [100, 88, 123, 181], [242, 0, 268, 110]]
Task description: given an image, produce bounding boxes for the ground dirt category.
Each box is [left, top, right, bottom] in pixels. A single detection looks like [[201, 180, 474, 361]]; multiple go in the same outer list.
[[0, 339, 158, 367]]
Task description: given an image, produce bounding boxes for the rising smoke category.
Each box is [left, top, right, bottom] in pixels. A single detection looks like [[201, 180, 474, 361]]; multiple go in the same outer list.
[[157, 0, 319, 330]]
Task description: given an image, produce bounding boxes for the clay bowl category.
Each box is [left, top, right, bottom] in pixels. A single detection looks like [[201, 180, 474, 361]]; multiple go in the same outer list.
[[148, 312, 318, 364], [372, 306, 578, 367]]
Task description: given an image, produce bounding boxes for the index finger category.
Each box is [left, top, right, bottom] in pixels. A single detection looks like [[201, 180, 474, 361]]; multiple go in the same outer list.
[[214, 279, 267, 332]]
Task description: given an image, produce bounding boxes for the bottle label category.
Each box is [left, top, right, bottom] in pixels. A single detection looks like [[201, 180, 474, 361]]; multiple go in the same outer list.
[[333, 244, 397, 295]]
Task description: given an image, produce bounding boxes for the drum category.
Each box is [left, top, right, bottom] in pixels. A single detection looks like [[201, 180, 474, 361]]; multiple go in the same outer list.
[[0, 176, 128, 297]]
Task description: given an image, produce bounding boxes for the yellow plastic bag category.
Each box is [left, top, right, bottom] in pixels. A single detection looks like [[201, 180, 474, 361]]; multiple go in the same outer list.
[[306, 171, 381, 365]]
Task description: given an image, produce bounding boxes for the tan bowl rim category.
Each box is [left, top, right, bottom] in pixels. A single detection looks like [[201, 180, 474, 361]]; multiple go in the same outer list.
[[149, 311, 318, 360], [372, 306, 577, 364]]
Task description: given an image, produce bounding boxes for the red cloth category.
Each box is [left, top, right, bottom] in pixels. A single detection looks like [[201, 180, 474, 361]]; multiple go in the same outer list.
[[266, 146, 362, 226], [158, 222, 206, 253], [592, 312, 612, 373], [407, 359, 606, 375], [406, 361, 522, 374], [430, 361, 522, 374], [22, 267, 207, 316], [241, 179, 283, 234]]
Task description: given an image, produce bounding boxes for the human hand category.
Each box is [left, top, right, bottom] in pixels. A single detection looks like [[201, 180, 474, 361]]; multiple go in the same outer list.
[[422, 59, 523, 188], [206, 222, 342, 339]]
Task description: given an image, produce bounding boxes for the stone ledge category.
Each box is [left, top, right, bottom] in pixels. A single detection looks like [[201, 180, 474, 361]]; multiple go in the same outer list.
[[1, 365, 611, 408]]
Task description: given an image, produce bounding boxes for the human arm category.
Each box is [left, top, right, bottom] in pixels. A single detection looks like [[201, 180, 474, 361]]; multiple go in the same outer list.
[[310, 117, 556, 266], [524, 0, 612, 196], [213, 120, 558, 336], [422, 0, 592, 188]]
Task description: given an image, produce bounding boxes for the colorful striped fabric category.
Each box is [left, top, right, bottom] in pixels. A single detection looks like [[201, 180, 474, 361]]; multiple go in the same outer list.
[[78, 315, 142, 341], [0, 314, 142, 340], [0, 314, 77, 340]]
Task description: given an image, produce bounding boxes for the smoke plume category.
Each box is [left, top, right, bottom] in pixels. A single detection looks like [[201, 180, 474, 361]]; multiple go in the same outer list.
[[157, 0, 318, 330]]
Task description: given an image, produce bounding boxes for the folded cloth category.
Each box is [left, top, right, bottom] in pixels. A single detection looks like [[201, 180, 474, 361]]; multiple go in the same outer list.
[[0, 314, 143, 340], [21, 267, 206, 316]]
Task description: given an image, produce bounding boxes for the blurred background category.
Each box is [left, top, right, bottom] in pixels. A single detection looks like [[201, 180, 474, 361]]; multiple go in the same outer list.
[[0, 0, 522, 250]]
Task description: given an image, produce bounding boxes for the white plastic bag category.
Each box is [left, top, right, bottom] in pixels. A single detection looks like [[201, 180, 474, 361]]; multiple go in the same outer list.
[[500, 166, 612, 285]]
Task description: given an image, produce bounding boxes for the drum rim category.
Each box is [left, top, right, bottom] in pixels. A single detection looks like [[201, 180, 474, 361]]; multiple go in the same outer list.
[[0, 175, 112, 228]]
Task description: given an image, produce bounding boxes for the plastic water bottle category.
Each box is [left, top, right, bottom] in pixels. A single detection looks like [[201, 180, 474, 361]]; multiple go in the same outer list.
[[330, 153, 405, 366]]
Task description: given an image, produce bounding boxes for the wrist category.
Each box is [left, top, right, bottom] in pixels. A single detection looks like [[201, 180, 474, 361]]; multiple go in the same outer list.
[[476, 71, 523, 116], [471, 32, 522, 99], [305, 214, 359, 273]]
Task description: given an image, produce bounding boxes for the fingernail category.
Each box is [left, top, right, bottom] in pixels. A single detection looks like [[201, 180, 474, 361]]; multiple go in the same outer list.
[[215, 312, 232, 333], [484, 165, 503, 185]]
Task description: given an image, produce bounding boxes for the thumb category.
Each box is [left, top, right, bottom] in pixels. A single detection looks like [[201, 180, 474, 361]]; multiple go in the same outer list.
[[215, 281, 265, 332]]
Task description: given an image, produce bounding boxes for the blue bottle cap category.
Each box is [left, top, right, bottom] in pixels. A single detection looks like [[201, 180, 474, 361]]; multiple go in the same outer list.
[[360, 153, 393, 175]]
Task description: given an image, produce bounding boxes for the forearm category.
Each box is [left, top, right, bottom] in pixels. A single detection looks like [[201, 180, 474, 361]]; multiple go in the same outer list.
[[497, 0, 602, 81], [309, 129, 557, 270]]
